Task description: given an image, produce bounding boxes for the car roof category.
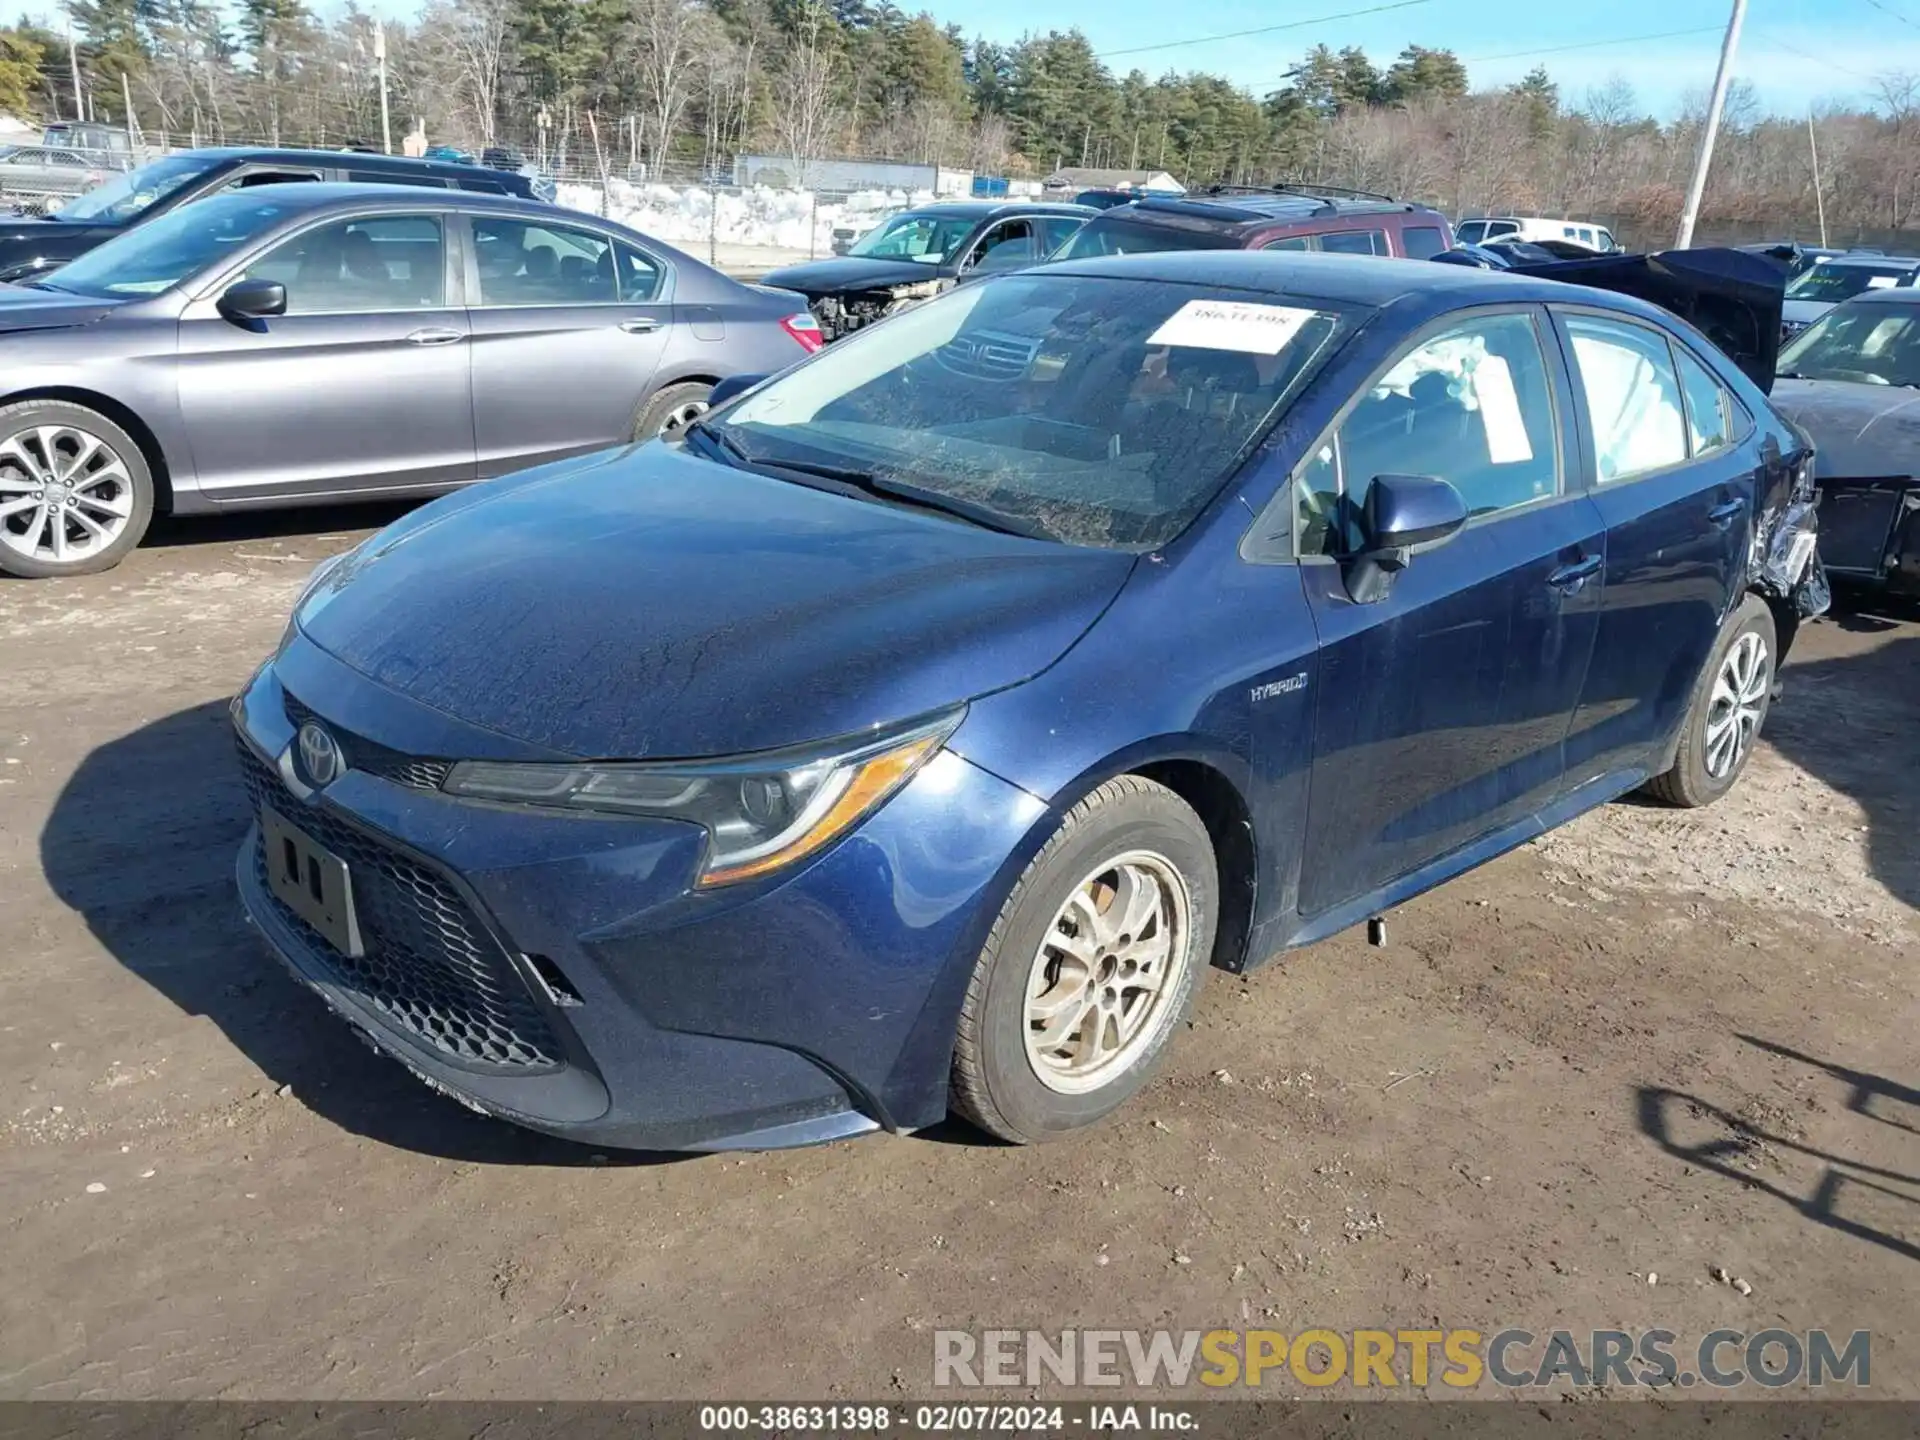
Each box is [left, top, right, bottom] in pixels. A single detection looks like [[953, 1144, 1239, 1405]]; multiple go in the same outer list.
[[1838, 284, 1920, 304], [1043, 249, 1584, 307], [903, 200, 1099, 219], [1813, 253, 1920, 268], [177, 145, 522, 182], [207, 181, 560, 218], [1116, 188, 1445, 229]]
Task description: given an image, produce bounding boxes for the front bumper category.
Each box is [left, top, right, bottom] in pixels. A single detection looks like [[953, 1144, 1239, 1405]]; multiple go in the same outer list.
[[1813, 476, 1920, 593], [232, 642, 1047, 1152]]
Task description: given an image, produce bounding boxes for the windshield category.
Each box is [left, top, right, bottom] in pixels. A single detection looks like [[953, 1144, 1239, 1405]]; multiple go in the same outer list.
[[1779, 301, 1920, 387], [845, 211, 978, 263], [1052, 216, 1243, 262], [1786, 260, 1917, 303], [55, 152, 220, 224], [37, 192, 300, 298], [713, 273, 1358, 549]]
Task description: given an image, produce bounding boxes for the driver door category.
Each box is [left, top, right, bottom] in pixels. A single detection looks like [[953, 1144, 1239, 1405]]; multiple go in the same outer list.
[[175, 210, 476, 503], [1294, 307, 1606, 918]]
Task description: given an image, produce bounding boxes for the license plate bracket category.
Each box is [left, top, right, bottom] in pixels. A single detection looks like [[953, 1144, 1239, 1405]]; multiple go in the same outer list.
[[261, 805, 364, 958]]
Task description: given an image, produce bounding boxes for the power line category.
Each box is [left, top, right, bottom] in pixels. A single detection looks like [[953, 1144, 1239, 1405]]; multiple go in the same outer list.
[[1857, 0, 1920, 31], [1748, 29, 1878, 80], [1095, 0, 1434, 60], [1460, 25, 1723, 65]]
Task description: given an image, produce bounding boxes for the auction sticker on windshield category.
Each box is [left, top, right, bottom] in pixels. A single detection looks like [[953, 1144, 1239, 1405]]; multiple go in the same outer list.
[[1148, 299, 1318, 354]]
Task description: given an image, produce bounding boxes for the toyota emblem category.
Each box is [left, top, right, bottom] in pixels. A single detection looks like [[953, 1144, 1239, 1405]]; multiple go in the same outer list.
[[296, 721, 342, 788]]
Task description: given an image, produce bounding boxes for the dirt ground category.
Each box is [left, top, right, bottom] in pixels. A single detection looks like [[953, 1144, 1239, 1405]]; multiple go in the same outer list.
[[0, 505, 1915, 1402]]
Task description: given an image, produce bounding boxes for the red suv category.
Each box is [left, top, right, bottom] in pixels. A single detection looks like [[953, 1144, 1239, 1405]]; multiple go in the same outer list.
[[1050, 184, 1453, 262]]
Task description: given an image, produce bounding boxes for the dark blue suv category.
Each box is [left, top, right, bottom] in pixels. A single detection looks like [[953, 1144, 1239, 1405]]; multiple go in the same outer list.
[[233, 250, 1827, 1151]]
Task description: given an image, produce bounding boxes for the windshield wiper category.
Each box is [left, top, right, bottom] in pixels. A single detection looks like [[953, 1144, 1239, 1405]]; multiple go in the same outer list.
[[680, 417, 754, 468], [748, 452, 1046, 538]]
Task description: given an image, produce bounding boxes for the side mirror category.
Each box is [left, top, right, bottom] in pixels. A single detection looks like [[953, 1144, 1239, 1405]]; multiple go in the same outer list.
[[217, 277, 287, 321], [1343, 473, 1468, 604], [707, 373, 765, 410]]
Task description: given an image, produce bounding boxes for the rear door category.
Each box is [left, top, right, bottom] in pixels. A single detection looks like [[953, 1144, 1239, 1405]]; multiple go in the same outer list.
[[1294, 306, 1606, 917], [1552, 308, 1757, 788], [176, 208, 476, 502], [461, 211, 674, 475]]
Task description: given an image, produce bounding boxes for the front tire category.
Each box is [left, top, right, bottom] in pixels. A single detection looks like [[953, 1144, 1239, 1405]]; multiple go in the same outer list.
[[950, 776, 1218, 1144], [1645, 593, 1777, 808], [0, 400, 153, 578], [632, 381, 714, 442]]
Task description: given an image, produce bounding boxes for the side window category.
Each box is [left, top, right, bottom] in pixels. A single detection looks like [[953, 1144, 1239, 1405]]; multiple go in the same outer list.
[[1674, 346, 1734, 456], [1264, 235, 1313, 252], [615, 241, 665, 302], [456, 178, 510, 195], [1296, 311, 1561, 553], [970, 219, 1035, 270], [1320, 230, 1387, 256], [242, 214, 445, 313], [1402, 225, 1446, 259], [1039, 216, 1083, 254], [222, 168, 322, 192], [345, 169, 449, 189], [1562, 313, 1689, 482], [1487, 221, 1519, 239], [472, 216, 619, 305]]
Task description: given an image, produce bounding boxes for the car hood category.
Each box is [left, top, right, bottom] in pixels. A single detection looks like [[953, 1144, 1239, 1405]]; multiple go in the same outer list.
[[1769, 378, 1920, 478], [1782, 297, 1834, 326], [297, 446, 1134, 759], [0, 283, 123, 332], [758, 256, 953, 295], [1507, 247, 1784, 391]]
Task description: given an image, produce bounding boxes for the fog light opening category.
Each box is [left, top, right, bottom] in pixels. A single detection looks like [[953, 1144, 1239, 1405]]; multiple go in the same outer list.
[[527, 954, 584, 1007]]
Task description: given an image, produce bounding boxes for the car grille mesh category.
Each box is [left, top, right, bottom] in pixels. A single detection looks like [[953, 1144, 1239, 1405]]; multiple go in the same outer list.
[[935, 329, 1041, 382], [281, 692, 454, 792], [238, 741, 561, 1071]]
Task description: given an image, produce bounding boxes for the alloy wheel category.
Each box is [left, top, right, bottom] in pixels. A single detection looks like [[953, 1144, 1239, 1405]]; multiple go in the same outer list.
[[658, 399, 710, 437], [1023, 850, 1194, 1094], [1703, 630, 1770, 780], [0, 424, 137, 569]]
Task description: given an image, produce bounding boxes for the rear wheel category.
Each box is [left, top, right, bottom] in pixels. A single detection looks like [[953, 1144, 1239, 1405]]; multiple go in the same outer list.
[[950, 776, 1217, 1144], [1645, 593, 1777, 807], [0, 400, 153, 579], [632, 382, 714, 442]]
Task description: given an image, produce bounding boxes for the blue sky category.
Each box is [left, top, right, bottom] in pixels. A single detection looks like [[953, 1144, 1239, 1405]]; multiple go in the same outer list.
[[323, 0, 1920, 117], [905, 0, 1920, 117]]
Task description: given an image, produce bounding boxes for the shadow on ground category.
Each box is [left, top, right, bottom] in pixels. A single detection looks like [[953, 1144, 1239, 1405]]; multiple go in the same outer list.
[[140, 499, 425, 554], [38, 699, 683, 1168], [1638, 1036, 1920, 1265]]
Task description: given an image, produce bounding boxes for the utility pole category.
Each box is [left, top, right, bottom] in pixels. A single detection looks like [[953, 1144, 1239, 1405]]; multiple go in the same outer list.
[[1807, 111, 1829, 248], [373, 21, 392, 155], [1675, 0, 1748, 248], [65, 12, 82, 122]]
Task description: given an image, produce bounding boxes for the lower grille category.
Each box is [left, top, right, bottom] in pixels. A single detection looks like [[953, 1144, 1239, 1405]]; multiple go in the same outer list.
[[1818, 487, 1901, 574], [238, 741, 561, 1070], [282, 692, 455, 792]]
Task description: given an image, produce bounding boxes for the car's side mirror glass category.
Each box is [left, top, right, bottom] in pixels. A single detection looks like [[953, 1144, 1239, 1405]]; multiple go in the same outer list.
[[1342, 473, 1468, 603], [706, 373, 765, 410], [217, 277, 287, 322]]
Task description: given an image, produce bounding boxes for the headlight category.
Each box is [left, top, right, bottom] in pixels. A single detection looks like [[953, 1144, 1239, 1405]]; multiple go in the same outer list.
[[442, 709, 963, 887]]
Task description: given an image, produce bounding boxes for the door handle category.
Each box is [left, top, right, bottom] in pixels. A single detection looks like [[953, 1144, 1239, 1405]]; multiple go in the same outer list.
[[405, 327, 464, 346], [1546, 554, 1603, 591], [619, 317, 662, 334], [1708, 497, 1747, 528]]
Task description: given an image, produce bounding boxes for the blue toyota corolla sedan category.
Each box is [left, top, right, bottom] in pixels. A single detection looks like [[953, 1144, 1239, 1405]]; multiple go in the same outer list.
[[233, 250, 1829, 1151]]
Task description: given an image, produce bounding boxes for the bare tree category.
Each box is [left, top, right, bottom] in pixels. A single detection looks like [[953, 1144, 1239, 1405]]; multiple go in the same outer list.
[[623, 0, 712, 177], [417, 0, 509, 147], [769, 0, 839, 188]]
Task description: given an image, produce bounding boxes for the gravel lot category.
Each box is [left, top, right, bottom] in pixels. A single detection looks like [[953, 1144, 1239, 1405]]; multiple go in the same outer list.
[[0, 503, 1915, 1400]]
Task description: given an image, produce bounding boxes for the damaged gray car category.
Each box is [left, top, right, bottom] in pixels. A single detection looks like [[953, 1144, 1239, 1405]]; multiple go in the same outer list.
[[1770, 286, 1920, 595], [760, 201, 1095, 342]]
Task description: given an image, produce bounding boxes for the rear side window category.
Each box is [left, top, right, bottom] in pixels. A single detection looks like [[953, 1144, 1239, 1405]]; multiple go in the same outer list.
[[1039, 216, 1084, 254], [1562, 313, 1689, 482], [1263, 235, 1312, 252], [1296, 311, 1561, 553], [1320, 230, 1387, 256], [1054, 216, 1241, 260], [1674, 346, 1735, 456], [616, 241, 665, 302], [1402, 225, 1446, 259], [473, 216, 619, 305]]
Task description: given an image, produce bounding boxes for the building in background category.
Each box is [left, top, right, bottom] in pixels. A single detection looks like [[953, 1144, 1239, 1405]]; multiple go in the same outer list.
[[1042, 167, 1184, 196], [733, 155, 974, 196]]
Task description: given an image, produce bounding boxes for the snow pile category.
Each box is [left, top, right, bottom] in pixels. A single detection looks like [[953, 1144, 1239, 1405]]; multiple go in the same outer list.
[[554, 180, 938, 254]]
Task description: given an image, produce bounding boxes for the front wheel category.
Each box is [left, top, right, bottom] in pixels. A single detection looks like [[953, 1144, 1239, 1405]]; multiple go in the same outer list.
[[0, 400, 154, 578], [632, 382, 714, 442], [1645, 593, 1777, 808], [950, 776, 1217, 1144]]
